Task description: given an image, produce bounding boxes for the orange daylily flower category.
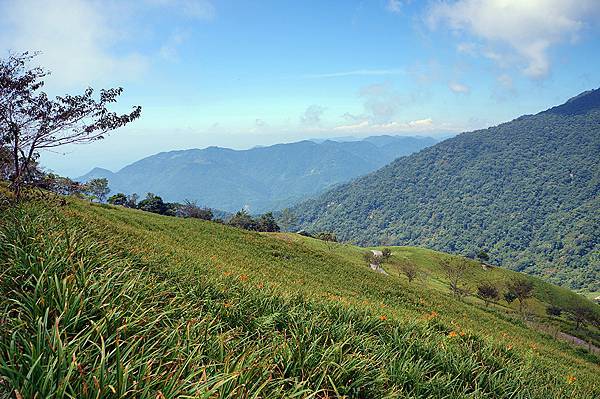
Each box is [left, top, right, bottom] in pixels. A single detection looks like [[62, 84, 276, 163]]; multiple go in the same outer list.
[[567, 375, 576, 384], [448, 331, 458, 338]]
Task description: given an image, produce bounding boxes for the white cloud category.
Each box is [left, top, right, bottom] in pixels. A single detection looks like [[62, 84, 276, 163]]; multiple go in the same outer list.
[[386, 0, 403, 14], [159, 30, 189, 61], [333, 118, 436, 133], [408, 118, 433, 127], [300, 105, 326, 127], [0, 0, 148, 89], [497, 74, 514, 90], [427, 0, 600, 79], [448, 82, 470, 94], [0, 0, 215, 88], [359, 82, 404, 123]]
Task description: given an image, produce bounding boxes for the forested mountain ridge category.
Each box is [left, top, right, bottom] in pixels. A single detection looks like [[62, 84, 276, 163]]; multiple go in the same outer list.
[[78, 135, 436, 213], [293, 89, 600, 292]]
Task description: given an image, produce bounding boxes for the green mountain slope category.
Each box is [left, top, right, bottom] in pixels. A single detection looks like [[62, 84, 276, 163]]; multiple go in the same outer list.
[[1, 198, 598, 397], [293, 89, 600, 292], [78, 135, 437, 213]]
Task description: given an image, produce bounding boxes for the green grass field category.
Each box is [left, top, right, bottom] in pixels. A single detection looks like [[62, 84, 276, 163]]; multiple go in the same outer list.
[[1, 198, 599, 398]]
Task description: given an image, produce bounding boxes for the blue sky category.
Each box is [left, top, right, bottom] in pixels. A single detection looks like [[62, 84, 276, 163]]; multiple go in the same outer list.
[[1, 0, 600, 176]]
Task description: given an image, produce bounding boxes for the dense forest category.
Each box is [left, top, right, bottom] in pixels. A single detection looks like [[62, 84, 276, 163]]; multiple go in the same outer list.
[[293, 89, 600, 292]]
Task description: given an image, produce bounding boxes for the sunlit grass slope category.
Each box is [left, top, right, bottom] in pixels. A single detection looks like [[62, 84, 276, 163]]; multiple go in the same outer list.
[[1, 199, 599, 398]]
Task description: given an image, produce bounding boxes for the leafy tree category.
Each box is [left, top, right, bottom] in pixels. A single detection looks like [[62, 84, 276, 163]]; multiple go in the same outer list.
[[399, 261, 418, 283], [503, 291, 517, 304], [278, 208, 297, 232], [477, 250, 490, 264], [108, 193, 127, 206], [0, 52, 141, 199], [297, 230, 313, 238], [40, 173, 83, 196], [566, 306, 593, 330], [137, 193, 168, 215], [381, 248, 392, 261], [178, 199, 213, 220], [477, 283, 499, 307], [84, 178, 109, 202], [507, 278, 534, 315], [228, 209, 258, 231], [257, 212, 280, 232], [545, 306, 562, 317], [126, 193, 139, 208], [315, 232, 337, 242], [441, 257, 470, 299], [315, 232, 337, 251]]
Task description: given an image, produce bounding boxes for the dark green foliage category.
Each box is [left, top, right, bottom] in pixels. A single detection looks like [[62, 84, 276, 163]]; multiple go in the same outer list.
[[477, 250, 490, 264], [399, 260, 418, 282], [227, 210, 280, 232], [504, 291, 518, 304], [178, 199, 213, 220], [126, 192, 139, 208], [39, 173, 84, 196], [107, 192, 127, 206], [137, 192, 172, 215], [278, 208, 298, 232], [477, 283, 499, 307], [507, 278, 535, 314], [546, 305, 563, 317], [293, 89, 600, 292], [84, 178, 110, 202], [296, 229, 313, 237], [381, 248, 392, 261], [228, 209, 259, 230], [567, 306, 596, 330], [77, 136, 437, 213], [257, 212, 280, 232], [441, 257, 470, 298], [315, 232, 337, 242]]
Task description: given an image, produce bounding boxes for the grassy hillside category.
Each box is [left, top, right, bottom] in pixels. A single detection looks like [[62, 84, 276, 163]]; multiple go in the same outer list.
[[292, 89, 600, 292], [1, 198, 599, 398]]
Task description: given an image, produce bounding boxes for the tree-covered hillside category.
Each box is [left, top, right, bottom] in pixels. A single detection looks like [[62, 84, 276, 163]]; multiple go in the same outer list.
[[293, 89, 600, 292], [78, 136, 436, 213]]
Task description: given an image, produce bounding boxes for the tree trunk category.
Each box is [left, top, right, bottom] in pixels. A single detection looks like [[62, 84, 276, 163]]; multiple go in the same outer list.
[[11, 127, 21, 200]]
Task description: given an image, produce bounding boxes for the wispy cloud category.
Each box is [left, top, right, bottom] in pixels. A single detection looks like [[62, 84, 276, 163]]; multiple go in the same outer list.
[[303, 68, 405, 79], [300, 105, 326, 127], [386, 0, 403, 14], [333, 118, 437, 133], [448, 82, 470, 94]]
